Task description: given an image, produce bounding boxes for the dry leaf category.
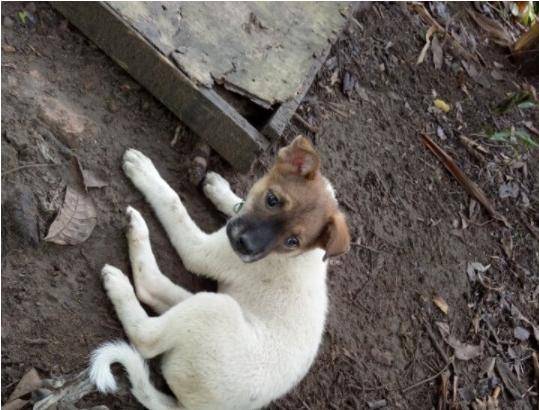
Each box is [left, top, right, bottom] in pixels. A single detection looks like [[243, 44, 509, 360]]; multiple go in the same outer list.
[[433, 295, 449, 314], [500, 230, 513, 259], [513, 326, 530, 341], [82, 169, 108, 189], [417, 25, 437, 65], [420, 134, 510, 227], [495, 359, 525, 399], [7, 368, 42, 403], [435, 321, 450, 338], [44, 186, 97, 245], [434, 99, 450, 112], [330, 69, 339, 86], [431, 34, 443, 69], [468, 10, 513, 48], [466, 262, 490, 283], [2, 399, 28, 410], [510, 304, 539, 342], [447, 336, 482, 361], [491, 70, 503, 81]]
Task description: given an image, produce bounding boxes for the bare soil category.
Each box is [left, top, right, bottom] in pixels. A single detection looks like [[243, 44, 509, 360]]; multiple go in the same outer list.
[[2, 3, 538, 409]]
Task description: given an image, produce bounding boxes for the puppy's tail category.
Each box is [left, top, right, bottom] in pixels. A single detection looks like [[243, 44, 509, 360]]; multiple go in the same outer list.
[[90, 341, 181, 410]]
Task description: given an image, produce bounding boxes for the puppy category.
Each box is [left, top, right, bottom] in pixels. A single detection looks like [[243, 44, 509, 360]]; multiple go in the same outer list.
[[90, 136, 350, 410]]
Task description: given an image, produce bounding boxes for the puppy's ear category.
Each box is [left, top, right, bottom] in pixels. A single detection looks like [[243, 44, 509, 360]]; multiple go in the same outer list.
[[321, 212, 351, 261], [276, 135, 320, 179]]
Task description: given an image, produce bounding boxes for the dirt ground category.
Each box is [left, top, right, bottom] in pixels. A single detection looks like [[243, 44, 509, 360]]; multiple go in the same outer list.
[[2, 2, 538, 409]]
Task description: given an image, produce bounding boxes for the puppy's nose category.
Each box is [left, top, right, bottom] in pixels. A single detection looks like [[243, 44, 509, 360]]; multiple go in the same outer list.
[[237, 234, 257, 255]]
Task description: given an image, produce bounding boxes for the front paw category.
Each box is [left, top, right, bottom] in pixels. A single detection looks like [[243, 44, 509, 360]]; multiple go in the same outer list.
[[101, 264, 134, 303], [122, 149, 161, 192], [126, 206, 149, 243], [203, 172, 231, 203]]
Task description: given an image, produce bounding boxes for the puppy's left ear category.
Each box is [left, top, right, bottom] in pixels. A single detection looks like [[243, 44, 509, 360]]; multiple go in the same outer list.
[[321, 212, 351, 261], [276, 135, 320, 179]]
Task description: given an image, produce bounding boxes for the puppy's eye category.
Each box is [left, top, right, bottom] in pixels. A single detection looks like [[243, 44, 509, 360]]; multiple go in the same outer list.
[[285, 236, 299, 248], [266, 191, 279, 208]]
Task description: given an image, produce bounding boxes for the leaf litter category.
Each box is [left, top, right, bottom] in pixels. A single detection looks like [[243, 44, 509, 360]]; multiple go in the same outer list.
[[44, 157, 98, 245]]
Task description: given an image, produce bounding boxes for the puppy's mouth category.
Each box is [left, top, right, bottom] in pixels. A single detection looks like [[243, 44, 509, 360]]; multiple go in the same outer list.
[[226, 217, 275, 263]]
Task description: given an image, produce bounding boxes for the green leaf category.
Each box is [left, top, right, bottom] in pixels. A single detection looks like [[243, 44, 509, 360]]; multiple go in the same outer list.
[[17, 10, 28, 25], [517, 101, 536, 109], [489, 131, 511, 142], [514, 129, 539, 147], [488, 129, 538, 148]]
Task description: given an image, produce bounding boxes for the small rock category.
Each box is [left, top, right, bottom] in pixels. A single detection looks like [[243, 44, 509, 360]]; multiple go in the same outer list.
[[499, 182, 519, 199], [514, 326, 530, 341], [367, 399, 387, 409], [37, 96, 97, 148], [436, 125, 447, 140], [2, 186, 40, 249]]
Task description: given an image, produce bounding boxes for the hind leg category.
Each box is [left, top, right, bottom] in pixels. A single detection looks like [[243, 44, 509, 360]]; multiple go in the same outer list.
[[127, 206, 191, 314]]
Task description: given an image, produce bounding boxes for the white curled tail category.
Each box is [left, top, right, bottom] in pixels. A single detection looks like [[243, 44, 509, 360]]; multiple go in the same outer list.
[[89, 341, 181, 410]]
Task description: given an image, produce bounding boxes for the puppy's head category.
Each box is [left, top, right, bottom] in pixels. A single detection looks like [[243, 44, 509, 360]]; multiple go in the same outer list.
[[227, 135, 350, 263]]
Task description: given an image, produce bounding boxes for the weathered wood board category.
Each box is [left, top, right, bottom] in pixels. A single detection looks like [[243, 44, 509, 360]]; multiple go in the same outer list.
[[53, 2, 358, 172]]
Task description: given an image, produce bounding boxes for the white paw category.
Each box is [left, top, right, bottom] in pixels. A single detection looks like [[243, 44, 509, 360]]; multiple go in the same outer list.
[[203, 172, 231, 203], [101, 264, 134, 302], [126, 206, 149, 241], [122, 149, 161, 191]]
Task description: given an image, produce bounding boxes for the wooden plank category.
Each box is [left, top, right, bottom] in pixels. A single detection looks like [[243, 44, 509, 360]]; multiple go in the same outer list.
[[107, 2, 352, 107], [53, 1, 268, 173], [262, 3, 370, 140]]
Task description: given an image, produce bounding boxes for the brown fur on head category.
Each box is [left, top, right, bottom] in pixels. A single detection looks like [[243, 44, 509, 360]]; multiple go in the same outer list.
[[226, 135, 351, 263]]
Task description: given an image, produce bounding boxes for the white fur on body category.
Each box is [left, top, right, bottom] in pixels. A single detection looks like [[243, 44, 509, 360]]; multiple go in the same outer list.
[[90, 150, 329, 410]]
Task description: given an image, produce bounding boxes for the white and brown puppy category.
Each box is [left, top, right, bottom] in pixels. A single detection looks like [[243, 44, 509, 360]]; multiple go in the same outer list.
[[90, 136, 350, 410]]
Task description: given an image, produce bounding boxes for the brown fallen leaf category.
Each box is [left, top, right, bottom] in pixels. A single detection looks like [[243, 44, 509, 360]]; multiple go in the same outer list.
[[433, 295, 449, 315], [431, 34, 443, 69], [44, 186, 97, 245], [2, 44, 16, 53], [467, 9, 513, 48], [409, 3, 479, 63], [7, 368, 42, 403], [420, 134, 510, 227], [495, 359, 525, 399], [82, 169, 108, 189], [417, 25, 436, 64], [447, 336, 482, 361]]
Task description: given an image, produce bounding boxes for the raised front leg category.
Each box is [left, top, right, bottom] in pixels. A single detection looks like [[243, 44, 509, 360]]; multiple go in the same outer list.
[[122, 149, 239, 283], [126, 206, 192, 314], [203, 172, 244, 218]]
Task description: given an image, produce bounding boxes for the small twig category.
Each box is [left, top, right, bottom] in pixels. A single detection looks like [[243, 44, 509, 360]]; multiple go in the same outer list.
[[520, 212, 539, 241], [170, 125, 182, 147], [420, 133, 510, 228], [352, 242, 384, 254], [292, 113, 319, 134], [423, 319, 450, 364], [402, 362, 451, 393], [3, 163, 61, 176], [34, 370, 95, 410], [532, 352, 539, 387]]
